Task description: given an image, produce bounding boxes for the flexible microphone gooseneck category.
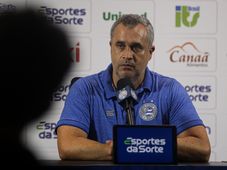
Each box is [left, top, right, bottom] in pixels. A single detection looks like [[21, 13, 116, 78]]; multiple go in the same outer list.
[[116, 78, 137, 125]]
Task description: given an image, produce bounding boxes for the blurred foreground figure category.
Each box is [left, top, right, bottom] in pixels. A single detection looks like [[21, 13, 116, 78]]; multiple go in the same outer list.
[[0, 9, 71, 166]]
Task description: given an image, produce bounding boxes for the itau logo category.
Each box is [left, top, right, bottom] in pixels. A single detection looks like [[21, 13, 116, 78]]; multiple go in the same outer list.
[[175, 5, 200, 27]]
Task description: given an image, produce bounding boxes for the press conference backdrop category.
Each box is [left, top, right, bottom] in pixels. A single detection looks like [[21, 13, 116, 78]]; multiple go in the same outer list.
[[2, 0, 226, 161]]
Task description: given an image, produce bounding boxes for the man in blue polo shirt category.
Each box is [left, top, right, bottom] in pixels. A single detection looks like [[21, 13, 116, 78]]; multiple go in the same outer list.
[[56, 14, 210, 162]]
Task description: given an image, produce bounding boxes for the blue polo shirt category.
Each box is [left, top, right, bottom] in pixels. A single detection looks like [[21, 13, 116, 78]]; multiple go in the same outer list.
[[56, 64, 203, 143]]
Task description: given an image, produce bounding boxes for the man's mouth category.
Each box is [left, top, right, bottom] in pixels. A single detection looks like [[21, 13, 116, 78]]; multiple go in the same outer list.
[[120, 64, 135, 70]]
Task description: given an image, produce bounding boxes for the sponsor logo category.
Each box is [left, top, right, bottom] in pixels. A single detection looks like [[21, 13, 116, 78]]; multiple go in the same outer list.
[[177, 76, 216, 109], [67, 37, 91, 71], [0, 3, 16, 14], [39, 6, 86, 25], [185, 84, 211, 102], [167, 42, 209, 67], [68, 42, 80, 63], [103, 11, 147, 21], [36, 121, 57, 139], [124, 137, 166, 153], [175, 5, 200, 27], [51, 84, 70, 102]]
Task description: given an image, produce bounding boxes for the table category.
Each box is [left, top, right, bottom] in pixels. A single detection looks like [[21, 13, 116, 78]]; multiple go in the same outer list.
[[39, 160, 227, 170]]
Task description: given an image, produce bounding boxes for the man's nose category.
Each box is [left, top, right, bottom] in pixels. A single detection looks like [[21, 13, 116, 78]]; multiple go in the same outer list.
[[122, 46, 133, 59]]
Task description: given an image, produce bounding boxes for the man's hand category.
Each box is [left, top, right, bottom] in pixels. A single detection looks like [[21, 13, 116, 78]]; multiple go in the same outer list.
[[105, 140, 113, 159], [57, 125, 113, 160], [177, 125, 211, 162]]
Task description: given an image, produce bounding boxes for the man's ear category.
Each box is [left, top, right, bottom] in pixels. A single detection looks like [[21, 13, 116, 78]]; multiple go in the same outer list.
[[109, 41, 112, 46], [148, 45, 155, 60], [149, 45, 155, 54]]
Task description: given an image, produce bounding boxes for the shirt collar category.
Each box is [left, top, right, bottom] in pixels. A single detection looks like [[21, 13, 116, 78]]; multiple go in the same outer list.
[[101, 64, 152, 99]]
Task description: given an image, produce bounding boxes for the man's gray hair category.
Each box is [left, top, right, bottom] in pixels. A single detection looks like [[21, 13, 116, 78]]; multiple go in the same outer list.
[[110, 14, 154, 46]]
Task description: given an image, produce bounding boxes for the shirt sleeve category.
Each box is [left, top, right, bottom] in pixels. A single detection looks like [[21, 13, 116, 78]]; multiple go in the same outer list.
[[56, 78, 91, 134], [168, 79, 204, 135]]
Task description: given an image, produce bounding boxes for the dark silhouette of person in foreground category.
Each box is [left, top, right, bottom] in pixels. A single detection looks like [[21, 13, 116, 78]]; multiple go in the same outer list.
[[0, 9, 71, 167]]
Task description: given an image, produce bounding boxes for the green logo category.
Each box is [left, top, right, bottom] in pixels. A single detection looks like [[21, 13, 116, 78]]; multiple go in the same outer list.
[[124, 138, 132, 145], [103, 12, 147, 21], [175, 5, 200, 27]]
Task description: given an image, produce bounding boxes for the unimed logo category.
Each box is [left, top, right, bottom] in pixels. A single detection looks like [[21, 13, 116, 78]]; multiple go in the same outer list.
[[124, 137, 166, 153], [167, 42, 209, 67], [103, 11, 147, 21], [39, 6, 86, 25], [51, 84, 70, 102], [175, 5, 200, 27], [36, 121, 57, 139]]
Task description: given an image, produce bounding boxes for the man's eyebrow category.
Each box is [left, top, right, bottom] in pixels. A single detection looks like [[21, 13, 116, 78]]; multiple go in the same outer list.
[[130, 42, 143, 48], [115, 41, 125, 44]]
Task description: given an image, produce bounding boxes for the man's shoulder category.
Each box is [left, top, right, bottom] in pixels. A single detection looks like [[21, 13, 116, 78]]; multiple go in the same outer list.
[[146, 70, 183, 93], [150, 70, 177, 84], [70, 70, 105, 89]]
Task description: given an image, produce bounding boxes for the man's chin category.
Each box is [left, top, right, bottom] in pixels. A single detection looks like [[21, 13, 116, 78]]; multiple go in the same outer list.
[[118, 72, 134, 80], [115, 68, 139, 80]]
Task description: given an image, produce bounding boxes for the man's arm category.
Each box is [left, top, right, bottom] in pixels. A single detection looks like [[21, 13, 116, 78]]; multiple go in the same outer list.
[[177, 125, 211, 162], [57, 125, 113, 160]]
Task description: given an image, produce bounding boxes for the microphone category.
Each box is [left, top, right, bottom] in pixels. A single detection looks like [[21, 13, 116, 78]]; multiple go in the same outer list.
[[116, 78, 137, 125]]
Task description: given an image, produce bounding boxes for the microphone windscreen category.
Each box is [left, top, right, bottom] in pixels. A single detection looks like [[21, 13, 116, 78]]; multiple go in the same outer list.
[[117, 78, 133, 90]]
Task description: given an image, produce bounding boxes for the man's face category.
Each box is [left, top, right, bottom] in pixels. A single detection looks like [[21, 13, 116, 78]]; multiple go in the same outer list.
[[110, 23, 154, 87]]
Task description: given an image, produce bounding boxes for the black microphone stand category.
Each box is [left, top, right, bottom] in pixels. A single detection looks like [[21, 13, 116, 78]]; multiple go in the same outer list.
[[125, 100, 134, 125]]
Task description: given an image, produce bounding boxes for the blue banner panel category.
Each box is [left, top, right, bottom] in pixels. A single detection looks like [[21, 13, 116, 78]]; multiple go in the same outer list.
[[113, 125, 177, 164]]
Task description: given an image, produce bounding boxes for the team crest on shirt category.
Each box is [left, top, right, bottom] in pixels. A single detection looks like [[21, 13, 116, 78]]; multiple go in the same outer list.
[[139, 102, 157, 121]]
